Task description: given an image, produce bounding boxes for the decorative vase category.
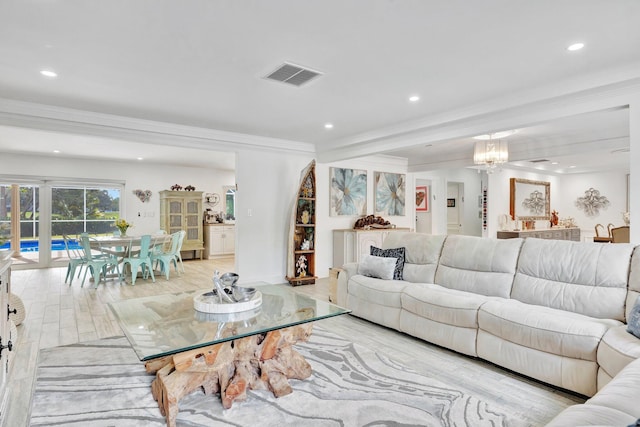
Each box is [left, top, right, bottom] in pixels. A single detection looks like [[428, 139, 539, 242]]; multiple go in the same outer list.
[[118, 227, 129, 236]]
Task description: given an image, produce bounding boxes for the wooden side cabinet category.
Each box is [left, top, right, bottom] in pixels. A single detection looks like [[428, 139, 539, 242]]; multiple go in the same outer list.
[[159, 191, 204, 259], [0, 251, 14, 420]]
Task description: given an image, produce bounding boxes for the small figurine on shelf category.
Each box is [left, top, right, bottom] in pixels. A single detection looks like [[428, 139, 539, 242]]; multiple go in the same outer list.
[[171, 184, 183, 191], [185, 185, 196, 191], [550, 210, 559, 227], [301, 209, 310, 224], [296, 255, 308, 277], [301, 239, 310, 250]]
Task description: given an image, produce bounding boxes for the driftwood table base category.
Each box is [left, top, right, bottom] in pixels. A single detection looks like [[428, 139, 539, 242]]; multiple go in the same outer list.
[[144, 323, 314, 427]]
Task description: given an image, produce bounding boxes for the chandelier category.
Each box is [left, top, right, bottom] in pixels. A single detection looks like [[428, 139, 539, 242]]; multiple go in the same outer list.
[[473, 138, 509, 173]]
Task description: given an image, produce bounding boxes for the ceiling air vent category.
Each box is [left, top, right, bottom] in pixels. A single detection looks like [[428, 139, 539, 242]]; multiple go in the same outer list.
[[529, 159, 550, 163], [264, 63, 322, 87]]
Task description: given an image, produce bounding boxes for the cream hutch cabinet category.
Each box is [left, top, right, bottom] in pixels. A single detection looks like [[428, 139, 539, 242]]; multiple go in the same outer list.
[[159, 191, 204, 259]]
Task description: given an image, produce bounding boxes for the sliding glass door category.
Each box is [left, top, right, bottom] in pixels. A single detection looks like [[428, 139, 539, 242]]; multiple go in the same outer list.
[[0, 184, 41, 265], [51, 185, 122, 263], [0, 179, 122, 268]]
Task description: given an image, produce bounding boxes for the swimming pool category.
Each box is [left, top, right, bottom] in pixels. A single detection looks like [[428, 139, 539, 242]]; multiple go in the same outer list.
[[0, 239, 82, 252]]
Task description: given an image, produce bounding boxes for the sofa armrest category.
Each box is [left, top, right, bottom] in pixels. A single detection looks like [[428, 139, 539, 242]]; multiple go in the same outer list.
[[337, 263, 358, 308]]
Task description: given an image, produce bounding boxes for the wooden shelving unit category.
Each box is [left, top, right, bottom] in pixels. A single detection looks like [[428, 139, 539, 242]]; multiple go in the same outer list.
[[286, 161, 317, 286]]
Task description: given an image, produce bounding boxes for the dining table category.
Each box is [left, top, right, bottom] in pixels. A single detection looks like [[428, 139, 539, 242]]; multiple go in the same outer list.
[[89, 234, 169, 279]]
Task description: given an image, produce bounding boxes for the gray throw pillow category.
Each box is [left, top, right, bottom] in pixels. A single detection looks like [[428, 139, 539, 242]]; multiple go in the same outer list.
[[370, 246, 405, 280], [358, 254, 397, 280], [627, 297, 640, 339]]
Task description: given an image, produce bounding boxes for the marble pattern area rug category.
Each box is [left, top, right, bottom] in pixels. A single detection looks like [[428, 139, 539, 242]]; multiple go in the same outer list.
[[30, 327, 530, 426]]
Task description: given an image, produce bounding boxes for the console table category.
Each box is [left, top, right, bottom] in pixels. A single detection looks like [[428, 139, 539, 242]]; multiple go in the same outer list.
[[497, 227, 580, 241], [333, 228, 411, 267]]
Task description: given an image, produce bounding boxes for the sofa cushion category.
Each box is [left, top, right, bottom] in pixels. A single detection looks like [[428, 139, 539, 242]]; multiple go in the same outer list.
[[401, 283, 494, 329], [434, 235, 523, 297], [381, 232, 446, 283], [479, 299, 621, 361], [512, 238, 633, 321], [597, 325, 640, 381], [628, 296, 640, 339], [370, 246, 405, 280], [545, 404, 637, 427], [587, 358, 640, 420], [357, 254, 397, 280], [347, 274, 409, 309]]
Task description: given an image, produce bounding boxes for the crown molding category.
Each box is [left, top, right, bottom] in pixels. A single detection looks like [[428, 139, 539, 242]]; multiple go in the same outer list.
[[0, 98, 316, 155]]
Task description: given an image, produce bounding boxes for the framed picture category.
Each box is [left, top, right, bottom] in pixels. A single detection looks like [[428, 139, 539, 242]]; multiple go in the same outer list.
[[447, 198, 456, 208], [509, 178, 550, 220], [329, 167, 367, 216], [374, 171, 406, 216], [416, 186, 429, 212]]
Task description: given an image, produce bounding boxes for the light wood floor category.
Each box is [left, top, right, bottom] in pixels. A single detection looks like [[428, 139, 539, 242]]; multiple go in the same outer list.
[[3, 259, 583, 427]]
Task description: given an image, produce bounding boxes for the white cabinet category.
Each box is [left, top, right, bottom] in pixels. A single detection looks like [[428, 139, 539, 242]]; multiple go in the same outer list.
[[332, 228, 410, 267], [0, 251, 13, 419], [204, 225, 235, 258]]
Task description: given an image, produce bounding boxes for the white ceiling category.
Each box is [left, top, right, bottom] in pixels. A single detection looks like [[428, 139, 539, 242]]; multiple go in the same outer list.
[[0, 1, 638, 170]]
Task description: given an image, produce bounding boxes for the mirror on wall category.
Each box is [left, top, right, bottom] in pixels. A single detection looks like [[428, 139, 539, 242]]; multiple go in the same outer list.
[[510, 178, 550, 221]]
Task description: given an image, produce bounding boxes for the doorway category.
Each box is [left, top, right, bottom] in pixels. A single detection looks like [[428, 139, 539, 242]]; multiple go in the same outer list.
[[447, 182, 464, 235]]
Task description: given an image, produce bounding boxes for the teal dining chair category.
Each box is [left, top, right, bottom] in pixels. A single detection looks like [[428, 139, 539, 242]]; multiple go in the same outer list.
[[63, 234, 86, 285], [150, 231, 182, 280], [175, 230, 186, 273], [79, 234, 122, 288], [122, 234, 156, 285]]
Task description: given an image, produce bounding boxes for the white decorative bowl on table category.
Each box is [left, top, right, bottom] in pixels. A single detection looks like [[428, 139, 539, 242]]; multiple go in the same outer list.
[[193, 289, 262, 314]]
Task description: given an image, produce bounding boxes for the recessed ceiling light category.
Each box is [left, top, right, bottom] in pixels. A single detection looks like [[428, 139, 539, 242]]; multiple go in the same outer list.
[[409, 95, 420, 102], [324, 123, 334, 129], [569, 165, 576, 168], [53, 150, 60, 154], [40, 69, 58, 78], [551, 161, 559, 165], [137, 157, 144, 161], [567, 42, 585, 51]]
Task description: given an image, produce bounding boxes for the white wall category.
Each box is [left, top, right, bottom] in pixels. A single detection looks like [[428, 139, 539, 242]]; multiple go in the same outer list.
[[0, 152, 235, 263], [557, 172, 629, 241], [316, 156, 413, 272], [486, 169, 560, 237], [2, 150, 412, 282], [414, 168, 483, 236], [486, 168, 628, 240], [415, 178, 432, 233], [234, 149, 314, 284]]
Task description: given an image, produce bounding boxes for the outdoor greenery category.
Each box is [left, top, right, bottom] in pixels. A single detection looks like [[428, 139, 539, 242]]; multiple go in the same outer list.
[[51, 188, 120, 235], [0, 185, 122, 246]]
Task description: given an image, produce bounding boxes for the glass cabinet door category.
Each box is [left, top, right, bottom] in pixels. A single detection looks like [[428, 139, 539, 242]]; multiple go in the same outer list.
[[185, 200, 200, 241], [169, 200, 183, 234]]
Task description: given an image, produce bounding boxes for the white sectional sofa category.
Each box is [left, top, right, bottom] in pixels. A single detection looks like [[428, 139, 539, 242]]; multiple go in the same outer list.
[[336, 232, 640, 425]]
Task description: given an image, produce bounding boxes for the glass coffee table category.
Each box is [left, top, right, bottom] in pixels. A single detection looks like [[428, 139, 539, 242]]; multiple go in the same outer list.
[[109, 283, 350, 427]]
